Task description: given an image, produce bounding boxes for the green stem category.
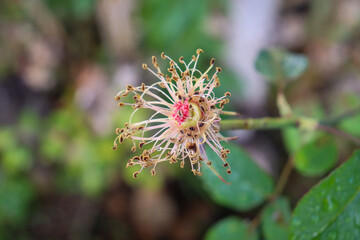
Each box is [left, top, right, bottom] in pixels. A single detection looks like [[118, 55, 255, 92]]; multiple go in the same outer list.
[[220, 117, 299, 130]]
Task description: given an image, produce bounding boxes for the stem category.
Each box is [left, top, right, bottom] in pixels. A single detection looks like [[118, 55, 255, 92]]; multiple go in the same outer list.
[[220, 117, 299, 131], [321, 106, 360, 126], [250, 156, 295, 231], [268, 156, 294, 201]]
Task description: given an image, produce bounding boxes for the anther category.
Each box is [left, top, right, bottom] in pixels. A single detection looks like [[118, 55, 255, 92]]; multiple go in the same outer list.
[[161, 52, 166, 59], [133, 171, 139, 178], [142, 63, 148, 70], [196, 49, 204, 55], [118, 102, 125, 108], [114, 95, 121, 101], [151, 169, 156, 176], [224, 92, 231, 97], [210, 58, 215, 65], [141, 83, 146, 91], [131, 146, 137, 152], [152, 56, 157, 64], [216, 67, 222, 73], [126, 84, 134, 91]]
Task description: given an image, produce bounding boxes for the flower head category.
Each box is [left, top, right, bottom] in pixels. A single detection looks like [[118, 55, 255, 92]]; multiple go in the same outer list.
[[113, 49, 234, 181]]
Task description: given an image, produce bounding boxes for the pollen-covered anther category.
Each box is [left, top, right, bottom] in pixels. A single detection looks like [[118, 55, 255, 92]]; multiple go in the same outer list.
[[131, 146, 137, 152], [196, 49, 204, 55], [139, 141, 145, 148], [216, 67, 222, 73], [126, 84, 134, 91], [224, 92, 231, 97], [118, 102, 125, 108], [114, 95, 121, 101], [133, 171, 140, 178], [210, 58, 215, 65], [161, 52, 166, 59], [142, 63, 148, 70]]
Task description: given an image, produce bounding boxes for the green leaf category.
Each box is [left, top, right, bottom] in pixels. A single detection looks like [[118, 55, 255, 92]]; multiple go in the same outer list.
[[201, 142, 274, 211], [204, 216, 258, 240], [255, 48, 308, 80], [290, 150, 360, 240], [262, 197, 291, 240], [294, 136, 338, 176], [0, 177, 35, 224]]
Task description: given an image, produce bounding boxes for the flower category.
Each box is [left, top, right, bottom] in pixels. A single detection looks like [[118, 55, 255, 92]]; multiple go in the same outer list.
[[113, 49, 234, 181]]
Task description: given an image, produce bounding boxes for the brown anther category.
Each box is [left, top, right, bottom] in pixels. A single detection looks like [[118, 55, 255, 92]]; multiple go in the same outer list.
[[225, 92, 231, 97], [192, 55, 196, 61], [131, 146, 137, 152], [180, 161, 185, 168], [199, 123, 204, 128], [191, 169, 197, 175], [151, 169, 156, 176], [119, 135, 124, 143], [210, 58, 215, 65], [126, 84, 134, 91], [223, 163, 229, 167], [179, 56, 184, 63], [133, 172, 139, 178], [207, 161, 212, 166], [112, 144, 117, 150], [161, 52, 166, 59], [114, 95, 121, 101], [197, 170, 202, 176], [196, 49, 204, 55], [141, 83, 146, 91], [216, 67, 222, 73], [142, 63, 148, 70], [139, 141, 145, 148], [118, 102, 125, 108], [226, 169, 232, 174], [152, 56, 157, 64]]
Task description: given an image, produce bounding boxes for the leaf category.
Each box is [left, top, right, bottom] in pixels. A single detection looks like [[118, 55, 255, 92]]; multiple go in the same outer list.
[[262, 197, 291, 240], [294, 136, 338, 176], [201, 142, 274, 211], [204, 216, 258, 240], [290, 150, 360, 240], [0, 177, 35, 224], [255, 48, 308, 80]]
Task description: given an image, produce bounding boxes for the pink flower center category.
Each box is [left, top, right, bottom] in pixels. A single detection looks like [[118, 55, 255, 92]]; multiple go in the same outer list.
[[172, 99, 190, 126]]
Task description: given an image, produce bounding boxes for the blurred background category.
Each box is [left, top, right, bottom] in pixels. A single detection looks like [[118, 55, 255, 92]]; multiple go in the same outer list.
[[0, 0, 360, 239]]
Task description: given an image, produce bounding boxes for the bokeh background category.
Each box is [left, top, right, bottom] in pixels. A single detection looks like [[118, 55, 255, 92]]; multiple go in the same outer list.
[[1, 0, 360, 239]]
